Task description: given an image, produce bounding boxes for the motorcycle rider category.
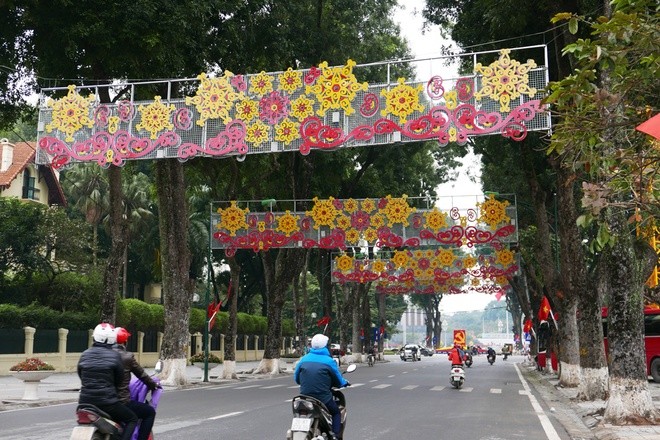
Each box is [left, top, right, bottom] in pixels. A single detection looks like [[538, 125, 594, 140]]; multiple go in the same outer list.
[[448, 344, 464, 366], [367, 343, 376, 364], [77, 323, 138, 440], [487, 346, 496, 363], [113, 327, 160, 440], [294, 334, 349, 440]]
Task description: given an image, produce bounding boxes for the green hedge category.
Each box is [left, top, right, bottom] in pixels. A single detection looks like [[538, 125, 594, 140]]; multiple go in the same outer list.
[[0, 299, 292, 336]]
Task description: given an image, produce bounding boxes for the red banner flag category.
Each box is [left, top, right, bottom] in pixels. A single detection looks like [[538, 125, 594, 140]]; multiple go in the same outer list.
[[538, 296, 552, 322], [207, 301, 221, 330], [523, 318, 533, 333], [316, 316, 331, 327]]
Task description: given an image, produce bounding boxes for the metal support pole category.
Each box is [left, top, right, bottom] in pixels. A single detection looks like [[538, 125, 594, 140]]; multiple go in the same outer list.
[[203, 202, 212, 382]]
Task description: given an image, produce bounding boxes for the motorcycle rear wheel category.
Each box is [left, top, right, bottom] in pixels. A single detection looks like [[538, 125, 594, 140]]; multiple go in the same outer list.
[[91, 432, 107, 440]]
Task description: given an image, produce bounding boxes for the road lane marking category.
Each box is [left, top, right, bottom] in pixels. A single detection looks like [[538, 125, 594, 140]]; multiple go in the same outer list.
[[208, 411, 243, 420], [388, 375, 395, 378], [401, 385, 418, 390], [430, 386, 445, 391], [514, 364, 562, 440], [402, 371, 408, 374], [490, 388, 502, 394], [458, 387, 473, 392], [369, 379, 378, 382], [261, 384, 285, 389], [235, 385, 261, 389], [373, 384, 391, 389], [350, 383, 365, 387], [519, 390, 530, 395]]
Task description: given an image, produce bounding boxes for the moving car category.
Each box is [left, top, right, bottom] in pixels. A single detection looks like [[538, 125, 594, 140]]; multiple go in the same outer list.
[[399, 344, 421, 361]]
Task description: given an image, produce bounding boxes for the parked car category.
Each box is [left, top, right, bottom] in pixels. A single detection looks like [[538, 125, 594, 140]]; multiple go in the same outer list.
[[419, 346, 434, 357]]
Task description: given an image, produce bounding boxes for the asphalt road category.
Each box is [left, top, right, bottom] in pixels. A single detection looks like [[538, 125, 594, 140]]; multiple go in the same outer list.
[[0, 354, 571, 440]]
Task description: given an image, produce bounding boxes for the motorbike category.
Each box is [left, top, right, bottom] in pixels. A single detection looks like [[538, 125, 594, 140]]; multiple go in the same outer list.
[[287, 363, 356, 440], [487, 354, 496, 365], [71, 366, 162, 440], [449, 364, 465, 389], [463, 352, 473, 368], [367, 353, 375, 367]]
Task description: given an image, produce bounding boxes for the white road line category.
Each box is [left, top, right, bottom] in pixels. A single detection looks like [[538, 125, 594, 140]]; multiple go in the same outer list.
[[261, 384, 285, 389], [402, 371, 408, 374], [519, 390, 530, 395], [369, 379, 378, 382], [235, 385, 261, 389], [288, 385, 299, 389], [388, 375, 395, 378], [430, 386, 445, 391], [490, 388, 502, 394], [208, 411, 243, 420], [372, 384, 391, 389], [401, 385, 418, 390], [514, 363, 562, 440], [350, 383, 365, 387], [458, 387, 473, 393]]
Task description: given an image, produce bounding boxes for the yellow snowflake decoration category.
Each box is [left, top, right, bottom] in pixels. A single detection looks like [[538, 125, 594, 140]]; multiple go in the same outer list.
[[278, 67, 303, 94], [437, 249, 456, 267], [495, 249, 515, 267], [274, 119, 300, 145], [380, 77, 425, 123], [246, 120, 270, 145], [392, 250, 409, 268], [136, 96, 175, 140], [335, 254, 354, 272], [235, 98, 259, 122], [290, 95, 315, 121], [363, 228, 377, 242], [346, 229, 360, 244], [370, 214, 385, 229], [276, 210, 300, 236], [336, 214, 351, 230], [477, 194, 510, 230], [463, 255, 477, 269], [423, 207, 449, 233], [217, 201, 249, 237], [306, 59, 368, 116], [307, 197, 339, 229], [344, 199, 358, 213], [186, 72, 241, 126], [250, 71, 274, 95], [380, 195, 415, 227], [45, 85, 96, 142], [474, 49, 538, 112], [496, 276, 508, 286], [372, 260, 386, 273], [361, 198, 376, 213]]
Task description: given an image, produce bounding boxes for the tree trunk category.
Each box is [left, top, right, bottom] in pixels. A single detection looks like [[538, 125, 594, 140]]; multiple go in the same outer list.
[[377, 291, 386, 353], [292, 250, 310, 355], [603, 207, 658, 424], [155, 159, 194, 386], [255, 248, 306, 374], [351, 285, 360, 357], [101, 165, 127, 323], [222, 256, 240, 379]]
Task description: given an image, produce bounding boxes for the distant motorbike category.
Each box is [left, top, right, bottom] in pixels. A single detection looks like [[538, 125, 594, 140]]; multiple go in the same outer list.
[[70, 374, 162, 440], [463, 352, 473, 368], [450, 364, 465, 389], [487, 354, 496, 365], [287, 364, 356, 440], [367, 353, 375, 367]]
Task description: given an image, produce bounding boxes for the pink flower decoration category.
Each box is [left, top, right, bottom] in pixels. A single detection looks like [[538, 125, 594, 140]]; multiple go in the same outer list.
[[231, 75, 247, 92], [259, 91, 289, 125], [351, 211, 371, 230], [304, 66, 321, 85]]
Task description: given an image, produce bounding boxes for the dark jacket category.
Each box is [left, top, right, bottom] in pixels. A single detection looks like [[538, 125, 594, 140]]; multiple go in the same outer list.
[[77, 342, 124, 406], [113, 344, 157, 403], [294, 347, 348, 404]]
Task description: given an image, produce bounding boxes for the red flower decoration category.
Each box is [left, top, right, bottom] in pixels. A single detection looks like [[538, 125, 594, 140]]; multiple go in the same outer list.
[[351, 211, 371, 230]]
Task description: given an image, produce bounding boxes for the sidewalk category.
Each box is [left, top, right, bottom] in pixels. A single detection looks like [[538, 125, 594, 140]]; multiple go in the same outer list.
[[519, 361, 660, 440], [0, 359, 282, 411]]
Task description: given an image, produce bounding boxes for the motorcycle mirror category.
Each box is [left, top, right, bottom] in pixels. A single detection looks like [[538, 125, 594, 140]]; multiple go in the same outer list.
[[155, 359, 163, 374], [345, 364, 357, 373]]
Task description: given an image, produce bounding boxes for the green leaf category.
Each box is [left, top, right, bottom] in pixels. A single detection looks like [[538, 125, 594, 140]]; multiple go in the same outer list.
[[569, 18, 579, 34]]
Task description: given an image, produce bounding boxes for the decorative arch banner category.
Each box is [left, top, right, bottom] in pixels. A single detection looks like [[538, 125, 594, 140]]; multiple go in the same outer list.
[[211, 194, 517, 255], [35, 46, 550, 168]]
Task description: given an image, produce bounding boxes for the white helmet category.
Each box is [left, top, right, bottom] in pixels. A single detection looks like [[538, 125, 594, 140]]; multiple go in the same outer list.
[[93, 323, 117, 344]]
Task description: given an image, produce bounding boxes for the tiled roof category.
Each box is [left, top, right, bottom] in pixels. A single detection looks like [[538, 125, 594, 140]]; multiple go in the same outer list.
[[0, 140, 67, 206]]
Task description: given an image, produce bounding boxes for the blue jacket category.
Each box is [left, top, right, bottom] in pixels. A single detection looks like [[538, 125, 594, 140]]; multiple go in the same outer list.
[[294, 347, 348, 404]]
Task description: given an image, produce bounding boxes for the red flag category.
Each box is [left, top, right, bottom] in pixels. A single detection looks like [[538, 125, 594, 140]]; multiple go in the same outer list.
[[207, 301, 221, 330], [538, 296, 552, 321], [523, 318, 533, 333], [316, 316, 331, 327]]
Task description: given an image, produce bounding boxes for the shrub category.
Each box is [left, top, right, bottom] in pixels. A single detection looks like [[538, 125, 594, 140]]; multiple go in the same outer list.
[[148, 303, 164, 330], [237, 312, 255, 334], [189, 307, 206, 332], [0, 304, 22, 328], [189, 352, 222, 364], [117, 298, 153, 329]]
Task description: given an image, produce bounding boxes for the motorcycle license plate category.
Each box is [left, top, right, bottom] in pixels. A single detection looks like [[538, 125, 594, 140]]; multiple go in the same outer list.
[[291, 417, 312, 431]]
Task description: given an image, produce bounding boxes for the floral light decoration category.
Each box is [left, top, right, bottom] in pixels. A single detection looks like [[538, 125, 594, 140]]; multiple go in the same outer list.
[[477, 194, 510, 230], [306, 59, 368, 116], [463, 255, 477, 269], [216, 201, 249, 237], [185, 72, 242, 126], [235, 98, 259, 122], [344, 198, 359, 213], [381, 77, 425, 123], [474, 49, 538, 112], [275, 119, 300, 145], [372, 259, 386, 273], [259, 91, 290, 125], [495, 248, 515, 266], [392, 250, 409, 268], [135, 96, 175, 140], [361, 198, 376, 213], [380, 195, 416, 227], [307, 197, 339, 229], [246, 120, 270, 145], [437, 248, 456, 267], [276, 210, 300, 236], [250, 71, 275, 95], [45, 85, 96, 142], [278, 67, 303, 94], [290, 95, 315, 121], [336, 254, 354, 272], [423, 207, 449, 233]]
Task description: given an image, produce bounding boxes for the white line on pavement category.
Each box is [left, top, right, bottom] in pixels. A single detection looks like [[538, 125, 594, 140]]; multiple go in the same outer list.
[[208, 411, 243, 420], [514, 364, 561, 440]]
